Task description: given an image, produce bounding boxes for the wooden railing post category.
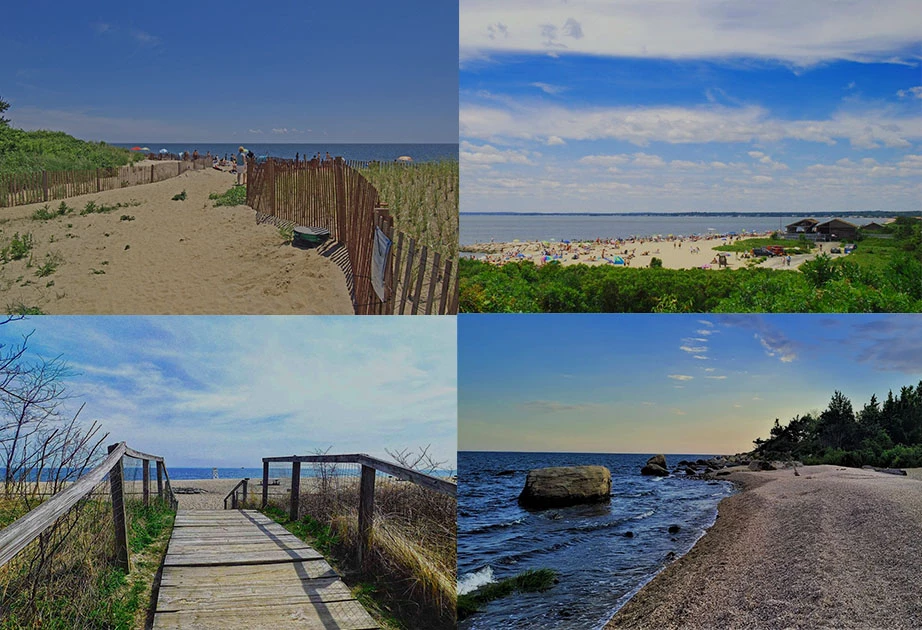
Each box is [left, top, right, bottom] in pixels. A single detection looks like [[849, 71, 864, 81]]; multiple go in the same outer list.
[[142, 459, 150, 506], [289, 462, 301, 522], [357, 464, 376, 569], [156, 461, 164, 501], [262, 461, 269, 508], [242, 478, 249, 506], [107, 444, 130, 573]]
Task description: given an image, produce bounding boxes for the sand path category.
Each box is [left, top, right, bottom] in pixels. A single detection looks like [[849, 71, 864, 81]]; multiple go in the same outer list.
[[0, 168, 353, 314], [607, 465, 922, 630]]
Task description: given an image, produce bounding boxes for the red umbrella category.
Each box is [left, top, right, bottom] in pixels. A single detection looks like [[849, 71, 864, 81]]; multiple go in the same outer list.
[[130, 146, 142, 151]]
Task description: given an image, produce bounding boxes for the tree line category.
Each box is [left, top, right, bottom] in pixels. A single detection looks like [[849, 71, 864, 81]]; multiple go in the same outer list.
[[753, 382, 922, 468]]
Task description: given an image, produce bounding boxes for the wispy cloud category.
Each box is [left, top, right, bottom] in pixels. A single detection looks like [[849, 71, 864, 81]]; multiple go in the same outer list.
[[530, 82, 567, 95], [461, 0, 922, 66], [668, 374, 694, 381]]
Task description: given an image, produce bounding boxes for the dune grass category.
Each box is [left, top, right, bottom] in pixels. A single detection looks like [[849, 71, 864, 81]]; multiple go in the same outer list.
[[0, 495, 174, 629], [356, 161, 458, 260], [261, 473, 456, 630]]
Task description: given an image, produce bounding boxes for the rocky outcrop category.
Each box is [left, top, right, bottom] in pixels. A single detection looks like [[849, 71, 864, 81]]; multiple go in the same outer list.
[[862, 465, 907, 476], [641, 454, 669, 476], [748, 460, 777, 471], [518, 465, 612, 509]]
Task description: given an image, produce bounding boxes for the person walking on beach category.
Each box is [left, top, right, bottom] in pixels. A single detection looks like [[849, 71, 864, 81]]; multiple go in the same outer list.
[[236, 146, 247, 186]]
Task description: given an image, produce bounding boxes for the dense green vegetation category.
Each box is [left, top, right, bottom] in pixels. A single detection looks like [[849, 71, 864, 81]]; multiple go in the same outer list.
[[754, 382, 922, 469], [0, 498, 175, 630], [0, 96, 141, 175], [208, 185, 247, 207], [713, 235, 815, 253], [457, 569, 558, 620], [459, 217, 922, 313]]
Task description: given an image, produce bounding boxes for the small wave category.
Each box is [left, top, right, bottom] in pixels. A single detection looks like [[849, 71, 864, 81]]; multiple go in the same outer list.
[[458, 566, 496, 595], [468, 517, 526, 535]]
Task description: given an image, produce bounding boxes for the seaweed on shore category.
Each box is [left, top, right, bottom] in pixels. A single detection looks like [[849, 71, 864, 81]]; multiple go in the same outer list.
[[458, 568, 558, 620]]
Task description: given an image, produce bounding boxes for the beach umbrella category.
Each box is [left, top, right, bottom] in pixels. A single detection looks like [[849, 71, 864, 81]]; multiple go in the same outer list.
[[159, 149, 169, 154], [140, 147, 150, 151], [396, 155, 413, 162], [130, 146, 142, 151]]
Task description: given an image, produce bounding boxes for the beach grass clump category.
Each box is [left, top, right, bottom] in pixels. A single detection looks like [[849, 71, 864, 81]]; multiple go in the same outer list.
[[171, 190, 187, 201], [355, 161, 458, 260], [35, 252, 63, 277], [1, 232, 34, 262], [263, 462, 456, 629], [4, 302, 44, 315], [30, 202, 71, 221], [79, 200, 133, 216], [457, 569, 558, 620], [209, 185, 247, 207]]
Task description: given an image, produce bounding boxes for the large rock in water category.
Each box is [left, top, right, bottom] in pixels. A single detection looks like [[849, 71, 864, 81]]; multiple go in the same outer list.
[[641, 454, 669, 476], [518, 466, 612, 509]]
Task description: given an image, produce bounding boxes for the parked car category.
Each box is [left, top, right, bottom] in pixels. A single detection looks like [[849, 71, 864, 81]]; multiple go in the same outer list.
[[751, 247, 772, 257], [765, 245, 786, 256], [830, 247, 842, 253]]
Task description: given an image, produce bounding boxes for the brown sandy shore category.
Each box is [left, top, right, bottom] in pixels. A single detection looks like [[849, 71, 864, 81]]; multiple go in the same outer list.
[[0, 167, 352, 314], [607, 465, 922, 630]]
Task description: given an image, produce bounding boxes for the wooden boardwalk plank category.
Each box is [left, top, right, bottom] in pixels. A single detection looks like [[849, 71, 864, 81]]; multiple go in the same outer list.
[[154, 509, 379, 629]]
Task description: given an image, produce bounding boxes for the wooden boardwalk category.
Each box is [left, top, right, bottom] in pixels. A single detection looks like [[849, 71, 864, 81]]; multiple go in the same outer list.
[[153, 510, 380, 630]]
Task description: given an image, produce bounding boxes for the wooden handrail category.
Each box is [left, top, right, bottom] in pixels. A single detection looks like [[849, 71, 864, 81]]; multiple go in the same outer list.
[[0, 442, 177, 570], [223, 478, 249, 510], [261, 453, 456, 497], [260, 453, 456, 569]]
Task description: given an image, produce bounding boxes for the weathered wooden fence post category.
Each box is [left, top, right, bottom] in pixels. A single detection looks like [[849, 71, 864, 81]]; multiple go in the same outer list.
[[156, 461, 164, 501], [142, 459, 150, 506], [96, 168, 100, 192], [357, 464, 376, 568], [107, 444, 130, 573], [42, 170, 48, 202], [150, 164, 154, 184], [242, 478, 249, 506], [289, 461, 301, 521], [262, 461, 269, 508]]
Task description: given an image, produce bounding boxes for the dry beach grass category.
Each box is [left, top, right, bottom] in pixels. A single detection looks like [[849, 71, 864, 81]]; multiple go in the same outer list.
[[607, 465, 922, 630], [0, 167, 352, 314]]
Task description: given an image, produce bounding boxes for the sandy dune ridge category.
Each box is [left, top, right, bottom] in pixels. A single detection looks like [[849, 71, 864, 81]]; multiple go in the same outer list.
[[0, 168, 352, 314]]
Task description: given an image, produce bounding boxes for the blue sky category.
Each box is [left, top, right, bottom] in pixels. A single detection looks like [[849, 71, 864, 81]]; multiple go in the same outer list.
[[459, 314, 922, 454], [0, 0, 458, 143], [0, 316, 457, 467], [460, 0, 922, 213]]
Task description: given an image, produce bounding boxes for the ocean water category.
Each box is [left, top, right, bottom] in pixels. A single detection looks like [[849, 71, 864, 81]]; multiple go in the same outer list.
[[460, 213, 882, 245], [2, 466, 456, 482], [112, 143, 457, 163], [458, 452, 735, 630]]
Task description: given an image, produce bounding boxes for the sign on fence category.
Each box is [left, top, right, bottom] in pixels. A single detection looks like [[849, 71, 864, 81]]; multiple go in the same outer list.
[[372, 226, 392, 301]]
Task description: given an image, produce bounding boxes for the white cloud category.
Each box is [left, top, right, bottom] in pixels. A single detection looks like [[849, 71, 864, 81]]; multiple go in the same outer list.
[[461, 102, 922, 148], [706, 375, 728, 380], [896, 86, 922, 99], [668, 374, 694, 381], [460, 0, 922, 66], [461, 141, 536, 165], [531, 82, 566, 95], [680, 345, 708, 354]]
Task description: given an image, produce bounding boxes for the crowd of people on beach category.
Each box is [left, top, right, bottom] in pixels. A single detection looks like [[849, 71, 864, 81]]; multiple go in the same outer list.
[[469, 231, 760, 269]]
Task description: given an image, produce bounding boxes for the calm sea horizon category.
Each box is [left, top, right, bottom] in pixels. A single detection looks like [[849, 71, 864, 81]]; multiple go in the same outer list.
[[111, 142, 457, 163], [460, 213, 886, 245]]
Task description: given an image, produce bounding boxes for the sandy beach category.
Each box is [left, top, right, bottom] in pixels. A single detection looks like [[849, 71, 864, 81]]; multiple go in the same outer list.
[[606, 465, 922, 629], [463, 235, 847, 271], [0, 167, 352, 314]]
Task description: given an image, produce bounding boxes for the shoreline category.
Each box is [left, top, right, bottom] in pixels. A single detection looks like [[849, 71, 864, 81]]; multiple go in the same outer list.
[[462, 232, 848, 271], [605, 465, 922, 629]]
